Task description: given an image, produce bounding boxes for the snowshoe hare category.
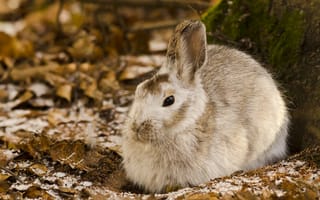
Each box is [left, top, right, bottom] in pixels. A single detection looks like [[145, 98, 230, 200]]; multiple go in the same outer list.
[[122, 20, 289, 193]]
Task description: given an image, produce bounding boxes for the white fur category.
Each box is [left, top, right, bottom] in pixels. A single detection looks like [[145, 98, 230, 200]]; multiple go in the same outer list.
[[121, 21, 289, 193]]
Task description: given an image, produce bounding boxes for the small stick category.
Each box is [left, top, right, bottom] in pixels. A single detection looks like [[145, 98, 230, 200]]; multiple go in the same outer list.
[[129, 20, 181, 32], [81, 0, 210, 10], [0, 166, 23, 183]]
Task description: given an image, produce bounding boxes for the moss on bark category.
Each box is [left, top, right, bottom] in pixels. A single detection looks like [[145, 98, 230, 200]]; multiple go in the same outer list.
[[202, 0, 320, 152], [202, 0, 305, 74]]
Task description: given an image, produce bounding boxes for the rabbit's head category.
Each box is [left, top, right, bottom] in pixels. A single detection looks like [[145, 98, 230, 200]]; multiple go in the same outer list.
[[125, 20, 209, 144]]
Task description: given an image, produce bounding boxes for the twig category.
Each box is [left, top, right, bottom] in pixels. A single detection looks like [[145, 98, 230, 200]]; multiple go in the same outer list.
[[129, 20, 180, 32], [81, 0, 210, 10], [0, 167, 23, 183]]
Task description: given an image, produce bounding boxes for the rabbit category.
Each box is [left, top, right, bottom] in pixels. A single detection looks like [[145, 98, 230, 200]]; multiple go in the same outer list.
[[121, 20, 289, 193]]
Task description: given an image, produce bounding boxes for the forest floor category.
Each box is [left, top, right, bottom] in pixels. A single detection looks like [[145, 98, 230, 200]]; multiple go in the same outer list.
[[0, 1, 319, 199]]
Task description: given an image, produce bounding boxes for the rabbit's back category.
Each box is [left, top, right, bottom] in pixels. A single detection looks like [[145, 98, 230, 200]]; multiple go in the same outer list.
[[201, 45, 288, 169]]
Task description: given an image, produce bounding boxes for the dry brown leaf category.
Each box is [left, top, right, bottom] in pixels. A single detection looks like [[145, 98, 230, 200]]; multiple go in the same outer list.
[[24, 1, 60, 26], [99, 70, 119, 92], [0, 88, 8, 102], [24, 186, 53, 199], [56, 84, 72, 102], [19, 135, 50, 159], [123, 55, 165, 67], [44, 72, 68, 86], [0, 32, 34, 59], [50, 140, 104, 171], [0, 173, 11, 182], [0, 56, 14, 69], [0, 149, 19, 167], [0, 90, 34, 110], [235, 190, 260, 200], [56, 185, 78, 195], [182, 193, 219, 200], [65, 63, 77, 73], [84, 82, 103, 101], [0, 181, 10, 194], [68, 33, 103, 61], [79, 73, 103, 101], [16, 90, 33, 104], [79, 62, 93, 72], [10, 63, 60, 81], [304, 187, 318, 199], [28, 163, 48, 177], [47, 108, 67, 126], [119, 65, 154, 81], [50, 140, 87, 170]]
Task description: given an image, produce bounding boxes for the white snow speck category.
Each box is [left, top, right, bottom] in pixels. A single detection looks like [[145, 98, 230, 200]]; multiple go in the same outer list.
[[54, 172, 66, 178], [274, 189, 286, 197], [10, 183, 32, 191]]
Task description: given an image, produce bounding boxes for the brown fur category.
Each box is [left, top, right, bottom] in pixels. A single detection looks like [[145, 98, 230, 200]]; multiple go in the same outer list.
[[167, 20, 207, 82], [141, 74, 169, 95], [164, 101, 190, 129]]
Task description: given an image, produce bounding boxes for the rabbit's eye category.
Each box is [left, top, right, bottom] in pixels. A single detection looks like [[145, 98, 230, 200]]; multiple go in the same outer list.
[[162, 95, 175, 107]]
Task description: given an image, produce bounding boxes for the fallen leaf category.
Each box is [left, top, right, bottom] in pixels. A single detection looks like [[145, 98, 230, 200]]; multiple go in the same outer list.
[[0, 56, 14, 69], [28, 163, 48, 176], [0, 87, 8, 102], [10, 63, 60, 81], [99, 70, 120, 92], [17, 133, 51, 158], [0, 149, 19, 167], [0, 32, 34, 59], [56, 84, 72, 102], [44, 72, 68, 86], [182, 193, 218, 200], [119, 65, 154, 81], [0, 90, 33, 110], [85, 82, 103, 101], [0, 181, 10, 194], [47, 109, 66, 126], [50, 140, 105, 171], [79, 73, 103, 101], [68, 32, 103, 61], [0, 173, 11, 182], [24, 186, 53, 199]]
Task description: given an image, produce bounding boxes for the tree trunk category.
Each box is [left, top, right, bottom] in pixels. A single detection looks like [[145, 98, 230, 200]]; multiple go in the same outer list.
[[202, 0, 320, 153]]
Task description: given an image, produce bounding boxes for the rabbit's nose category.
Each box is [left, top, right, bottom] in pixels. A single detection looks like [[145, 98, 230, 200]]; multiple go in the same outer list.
[[131, 120, 152, 134], [132, 120, 154, 142], [137, 120, 152, 132]]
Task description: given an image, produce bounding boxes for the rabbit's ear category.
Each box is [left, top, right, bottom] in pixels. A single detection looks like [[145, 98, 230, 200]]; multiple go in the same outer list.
[[166, 20, 207, 82]]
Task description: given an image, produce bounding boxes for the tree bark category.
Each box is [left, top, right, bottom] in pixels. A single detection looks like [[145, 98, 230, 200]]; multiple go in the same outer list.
[[202, 0, 320, 153]]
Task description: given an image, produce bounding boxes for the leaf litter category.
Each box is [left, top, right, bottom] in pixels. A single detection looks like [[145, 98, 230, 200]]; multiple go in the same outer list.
[[0, 0, 320, 199]]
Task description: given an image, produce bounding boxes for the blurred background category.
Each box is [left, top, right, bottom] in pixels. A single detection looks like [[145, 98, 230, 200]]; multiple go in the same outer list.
[[0, 0, 320, 198]]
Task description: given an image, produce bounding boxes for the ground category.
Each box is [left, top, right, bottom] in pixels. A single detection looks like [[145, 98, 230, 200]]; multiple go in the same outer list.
[[0, 0, 319, 199]]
